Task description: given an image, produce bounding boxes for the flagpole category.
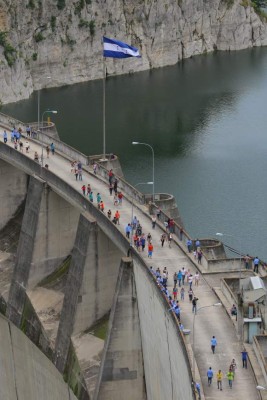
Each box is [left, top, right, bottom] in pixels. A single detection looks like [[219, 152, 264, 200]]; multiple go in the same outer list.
[[103, 53, 106, 160]]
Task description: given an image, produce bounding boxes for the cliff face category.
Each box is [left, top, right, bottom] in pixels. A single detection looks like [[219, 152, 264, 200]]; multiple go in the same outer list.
[[0, 0, 267, 104]]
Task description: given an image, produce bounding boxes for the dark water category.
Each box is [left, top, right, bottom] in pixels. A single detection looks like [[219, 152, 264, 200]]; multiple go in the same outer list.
[[4, 48, 267, 259]]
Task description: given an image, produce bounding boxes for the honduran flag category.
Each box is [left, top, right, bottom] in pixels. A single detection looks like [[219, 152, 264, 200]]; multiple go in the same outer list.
[[103, 36, 141, 59]]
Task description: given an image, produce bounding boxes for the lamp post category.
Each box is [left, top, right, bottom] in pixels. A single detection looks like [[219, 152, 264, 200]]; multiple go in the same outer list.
[[131, 182, 153, 246], [192, 303, 221, 383], [216, 232, 243, 340], [41, 110, 57, 166], [132, 141, 155, 203], [38, 76, 51, 131]]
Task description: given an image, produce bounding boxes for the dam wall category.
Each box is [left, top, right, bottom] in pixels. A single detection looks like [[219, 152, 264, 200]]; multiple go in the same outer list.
[[133, 254, 195, 400], [0, 158, 27, 230], [0, 314, 77, 400]]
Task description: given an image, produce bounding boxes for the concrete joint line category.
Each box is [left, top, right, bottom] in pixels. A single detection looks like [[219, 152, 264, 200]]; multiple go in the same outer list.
[[8, 321, 19, 400]]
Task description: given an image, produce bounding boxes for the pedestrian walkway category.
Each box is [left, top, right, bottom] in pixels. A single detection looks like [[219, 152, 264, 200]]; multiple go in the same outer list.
[[0, 132, 260, 399]]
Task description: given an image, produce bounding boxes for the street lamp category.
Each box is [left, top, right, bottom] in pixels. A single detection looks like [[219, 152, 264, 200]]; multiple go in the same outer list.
[[132, 141, 155, 203], [38, 76, 51, 131], [216, 232, 243, 339], [130, 182, 153, 246], [41, 110, 58, 166], [192, 303, 221, 383]]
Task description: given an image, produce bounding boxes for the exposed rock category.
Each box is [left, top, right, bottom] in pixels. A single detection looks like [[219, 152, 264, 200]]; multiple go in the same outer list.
[[0, 0, 266, 104]]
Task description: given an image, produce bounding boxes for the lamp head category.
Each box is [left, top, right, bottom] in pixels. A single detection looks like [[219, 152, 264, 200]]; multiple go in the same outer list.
[[256, 386, 267, 391], [214, 303, 222, 307], [216, 233, 223, 237], [132, 141, 139, 145]]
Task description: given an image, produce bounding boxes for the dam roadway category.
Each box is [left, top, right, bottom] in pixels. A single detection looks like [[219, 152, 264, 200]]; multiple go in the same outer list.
[[0, 133, 259, 400]]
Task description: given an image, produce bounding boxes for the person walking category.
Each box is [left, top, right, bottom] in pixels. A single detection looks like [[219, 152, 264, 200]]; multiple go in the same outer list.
[[241, 350, 248, 368], [230, 359, 237, 379], [125, 224, 132, 239], [244, 254, 250, 269], [180, 287, 185, 301], [207, 367, 214, 386], [108, 169, 113, 184], [211, 336, 217, 354], [115, 210, 120, 225], [107, 209, 112, 219], [148, 242, 153, 258], [181, 267, 186, 285], [216, 370, 223, 391], [173, 286, 178, 300], [3, 130, 7, 143], [173, 272, 178, 287], [253, 256, 260, 273], [96, 193, 101, 207], [118, 191, 123, 205], [152, 215, 156, 229], [89, 191, 93, 202], [177, 270, 182, 287], [50, 142, 55, 155], [194, 272, 200, 286], [227, 369, 234, 388], [81, 185, 86, 196], [195, 382, 201, 399], [192, 296, 198, 313], [187, 239, 192, 253], [168, 233, 173, 248], [161, 233, 166, 247], [100, 201, 105, 212], [46, 145, 50, 158], [188, 274, 193, 289]]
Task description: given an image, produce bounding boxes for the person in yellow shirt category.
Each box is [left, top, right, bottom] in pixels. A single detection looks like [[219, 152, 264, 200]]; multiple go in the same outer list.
[[216, 369, 223, 391], [227, 369, 234, 388]]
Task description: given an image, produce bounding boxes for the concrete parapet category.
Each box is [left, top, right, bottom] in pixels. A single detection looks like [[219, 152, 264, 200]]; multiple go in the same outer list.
[[146, 193, 183, 225], [54, 214, 94, 373], [94, 258, 146, 400], [7, 175, 45, 327], [253, 336, 267, 387], [34, 131, 89, 166]]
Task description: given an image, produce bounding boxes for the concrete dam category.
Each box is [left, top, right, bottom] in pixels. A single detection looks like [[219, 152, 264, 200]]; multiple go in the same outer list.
[[0, 112, 263, 400]]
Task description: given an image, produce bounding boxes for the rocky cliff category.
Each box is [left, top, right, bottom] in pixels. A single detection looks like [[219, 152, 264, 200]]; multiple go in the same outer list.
[[0, 0, 267, 104]]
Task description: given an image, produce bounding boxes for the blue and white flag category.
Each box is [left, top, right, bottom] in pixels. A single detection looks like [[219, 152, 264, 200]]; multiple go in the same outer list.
[[103, 36, 141, 59]]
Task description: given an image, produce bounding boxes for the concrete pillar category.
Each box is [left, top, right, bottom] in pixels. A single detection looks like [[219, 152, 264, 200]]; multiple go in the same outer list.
[[29, 186, 80, 288], [7, 176, 45, 327], [54, 214, 95, 373], [94, 258, 146, 400], [73, 226, 122, 335]]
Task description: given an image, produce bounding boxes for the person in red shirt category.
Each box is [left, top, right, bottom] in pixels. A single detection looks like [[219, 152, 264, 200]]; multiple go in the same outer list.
[[114, 210, 120, 225], [81, 185, 86, 195], [148, 243, 153, 258], [118, 192, 123, 205]]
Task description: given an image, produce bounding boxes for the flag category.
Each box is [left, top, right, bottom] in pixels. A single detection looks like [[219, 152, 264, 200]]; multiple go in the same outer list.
[[103, 36, 141, 58]]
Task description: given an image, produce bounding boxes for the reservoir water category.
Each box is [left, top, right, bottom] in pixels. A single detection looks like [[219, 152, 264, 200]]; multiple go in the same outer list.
[[3, 48, 267, 260]]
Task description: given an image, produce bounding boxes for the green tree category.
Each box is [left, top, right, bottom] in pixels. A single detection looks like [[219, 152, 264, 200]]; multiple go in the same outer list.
[[253, 0, 267, 7]]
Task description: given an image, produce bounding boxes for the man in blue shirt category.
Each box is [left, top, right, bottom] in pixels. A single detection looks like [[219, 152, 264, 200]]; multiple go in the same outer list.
[[241, 350, 248, 368], [195, 382, 201, 399], [187, 239, 192, 253], [207, 367, 214, 386], [211, 336, 217, 354], [253, 256, 259, 273]]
